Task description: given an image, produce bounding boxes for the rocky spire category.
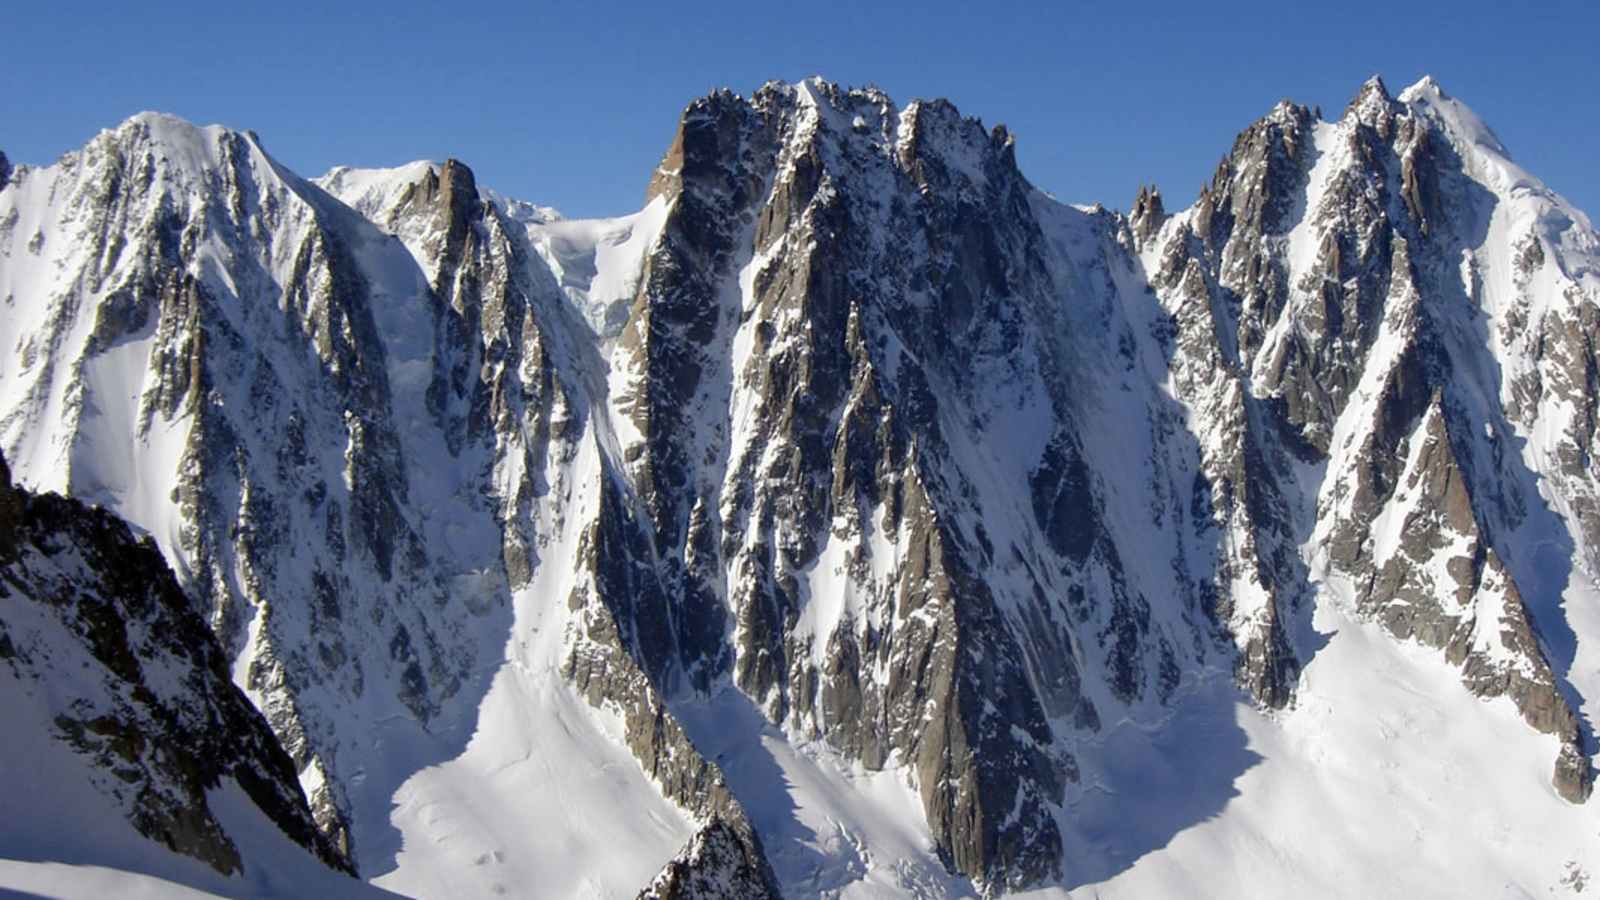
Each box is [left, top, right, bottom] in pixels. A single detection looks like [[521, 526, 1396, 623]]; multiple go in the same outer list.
[[1344, 74, 1398, 133], [637, 820, 782, 900], [436, 158, 478, 217], [1351, 73, 1391, 106], [423, 158, 481, 260], [0, 151, 10, 190], [1131, 183, 1167, 242]]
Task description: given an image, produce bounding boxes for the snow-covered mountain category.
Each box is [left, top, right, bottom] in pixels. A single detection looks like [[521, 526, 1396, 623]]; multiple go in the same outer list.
[[1, 75, 1597, 898]]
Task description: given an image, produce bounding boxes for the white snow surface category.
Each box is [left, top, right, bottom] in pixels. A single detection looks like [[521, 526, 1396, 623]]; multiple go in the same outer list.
[[366, 437, 696, 900], [1035, 585, 1599, 899], [522, 195, 671, 338]]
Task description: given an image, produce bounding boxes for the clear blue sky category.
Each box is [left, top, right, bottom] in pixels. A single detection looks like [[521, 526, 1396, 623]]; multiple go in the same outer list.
[[4, 1, 1595, 221]]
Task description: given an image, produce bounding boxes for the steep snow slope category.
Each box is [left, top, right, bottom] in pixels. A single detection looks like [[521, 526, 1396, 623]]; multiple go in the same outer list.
[[363, 439, 698, 900], [1395, 77, 1600, 736], [1034, 583, 1598, 898]]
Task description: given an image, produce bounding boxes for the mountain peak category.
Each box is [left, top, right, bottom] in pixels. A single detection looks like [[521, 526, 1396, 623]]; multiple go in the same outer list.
[[1400, 75, 1512, 159], [88, 109, 280, 189], [1400, 74, 1446, 101], [1343, 73, 1396, 125], [645, 77, 1017, 208], [114, 110, 236, 148]]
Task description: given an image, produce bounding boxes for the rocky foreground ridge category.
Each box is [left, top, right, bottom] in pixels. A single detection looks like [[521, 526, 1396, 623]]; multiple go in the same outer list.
[[0, 450, 353, 880]]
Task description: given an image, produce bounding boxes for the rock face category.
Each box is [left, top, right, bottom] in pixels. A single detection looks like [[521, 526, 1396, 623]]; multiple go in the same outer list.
[[1157, 75, 1597, 804], [588, 84, 1081, 889], [1, 75, 1597, 896], [0, 452, 352, 878], [638, 820, 782, 900]]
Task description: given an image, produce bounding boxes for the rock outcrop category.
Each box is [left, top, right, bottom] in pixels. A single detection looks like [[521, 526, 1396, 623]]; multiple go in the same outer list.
[[0, 452, 353, 878], [638, 820, 783, 900]]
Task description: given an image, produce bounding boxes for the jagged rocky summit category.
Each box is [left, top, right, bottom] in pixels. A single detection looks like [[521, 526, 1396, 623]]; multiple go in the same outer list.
[[0, 74, 1597, 898]]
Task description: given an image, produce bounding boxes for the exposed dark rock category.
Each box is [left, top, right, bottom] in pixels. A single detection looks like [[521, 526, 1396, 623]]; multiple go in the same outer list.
[[638, 819, 783, 900], [1130, 184, 1166, 243], [1555, 742, 1595, 803], [0, 451, 20, 560], [0, 454, 353, 877]]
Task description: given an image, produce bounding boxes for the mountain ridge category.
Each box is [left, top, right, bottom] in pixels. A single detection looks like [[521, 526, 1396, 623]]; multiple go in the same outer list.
[[2, 73, 1597, 897]]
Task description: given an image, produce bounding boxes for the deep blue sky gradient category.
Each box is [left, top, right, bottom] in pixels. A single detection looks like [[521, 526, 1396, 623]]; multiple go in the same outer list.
[[5, 1, 1595, 220]]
